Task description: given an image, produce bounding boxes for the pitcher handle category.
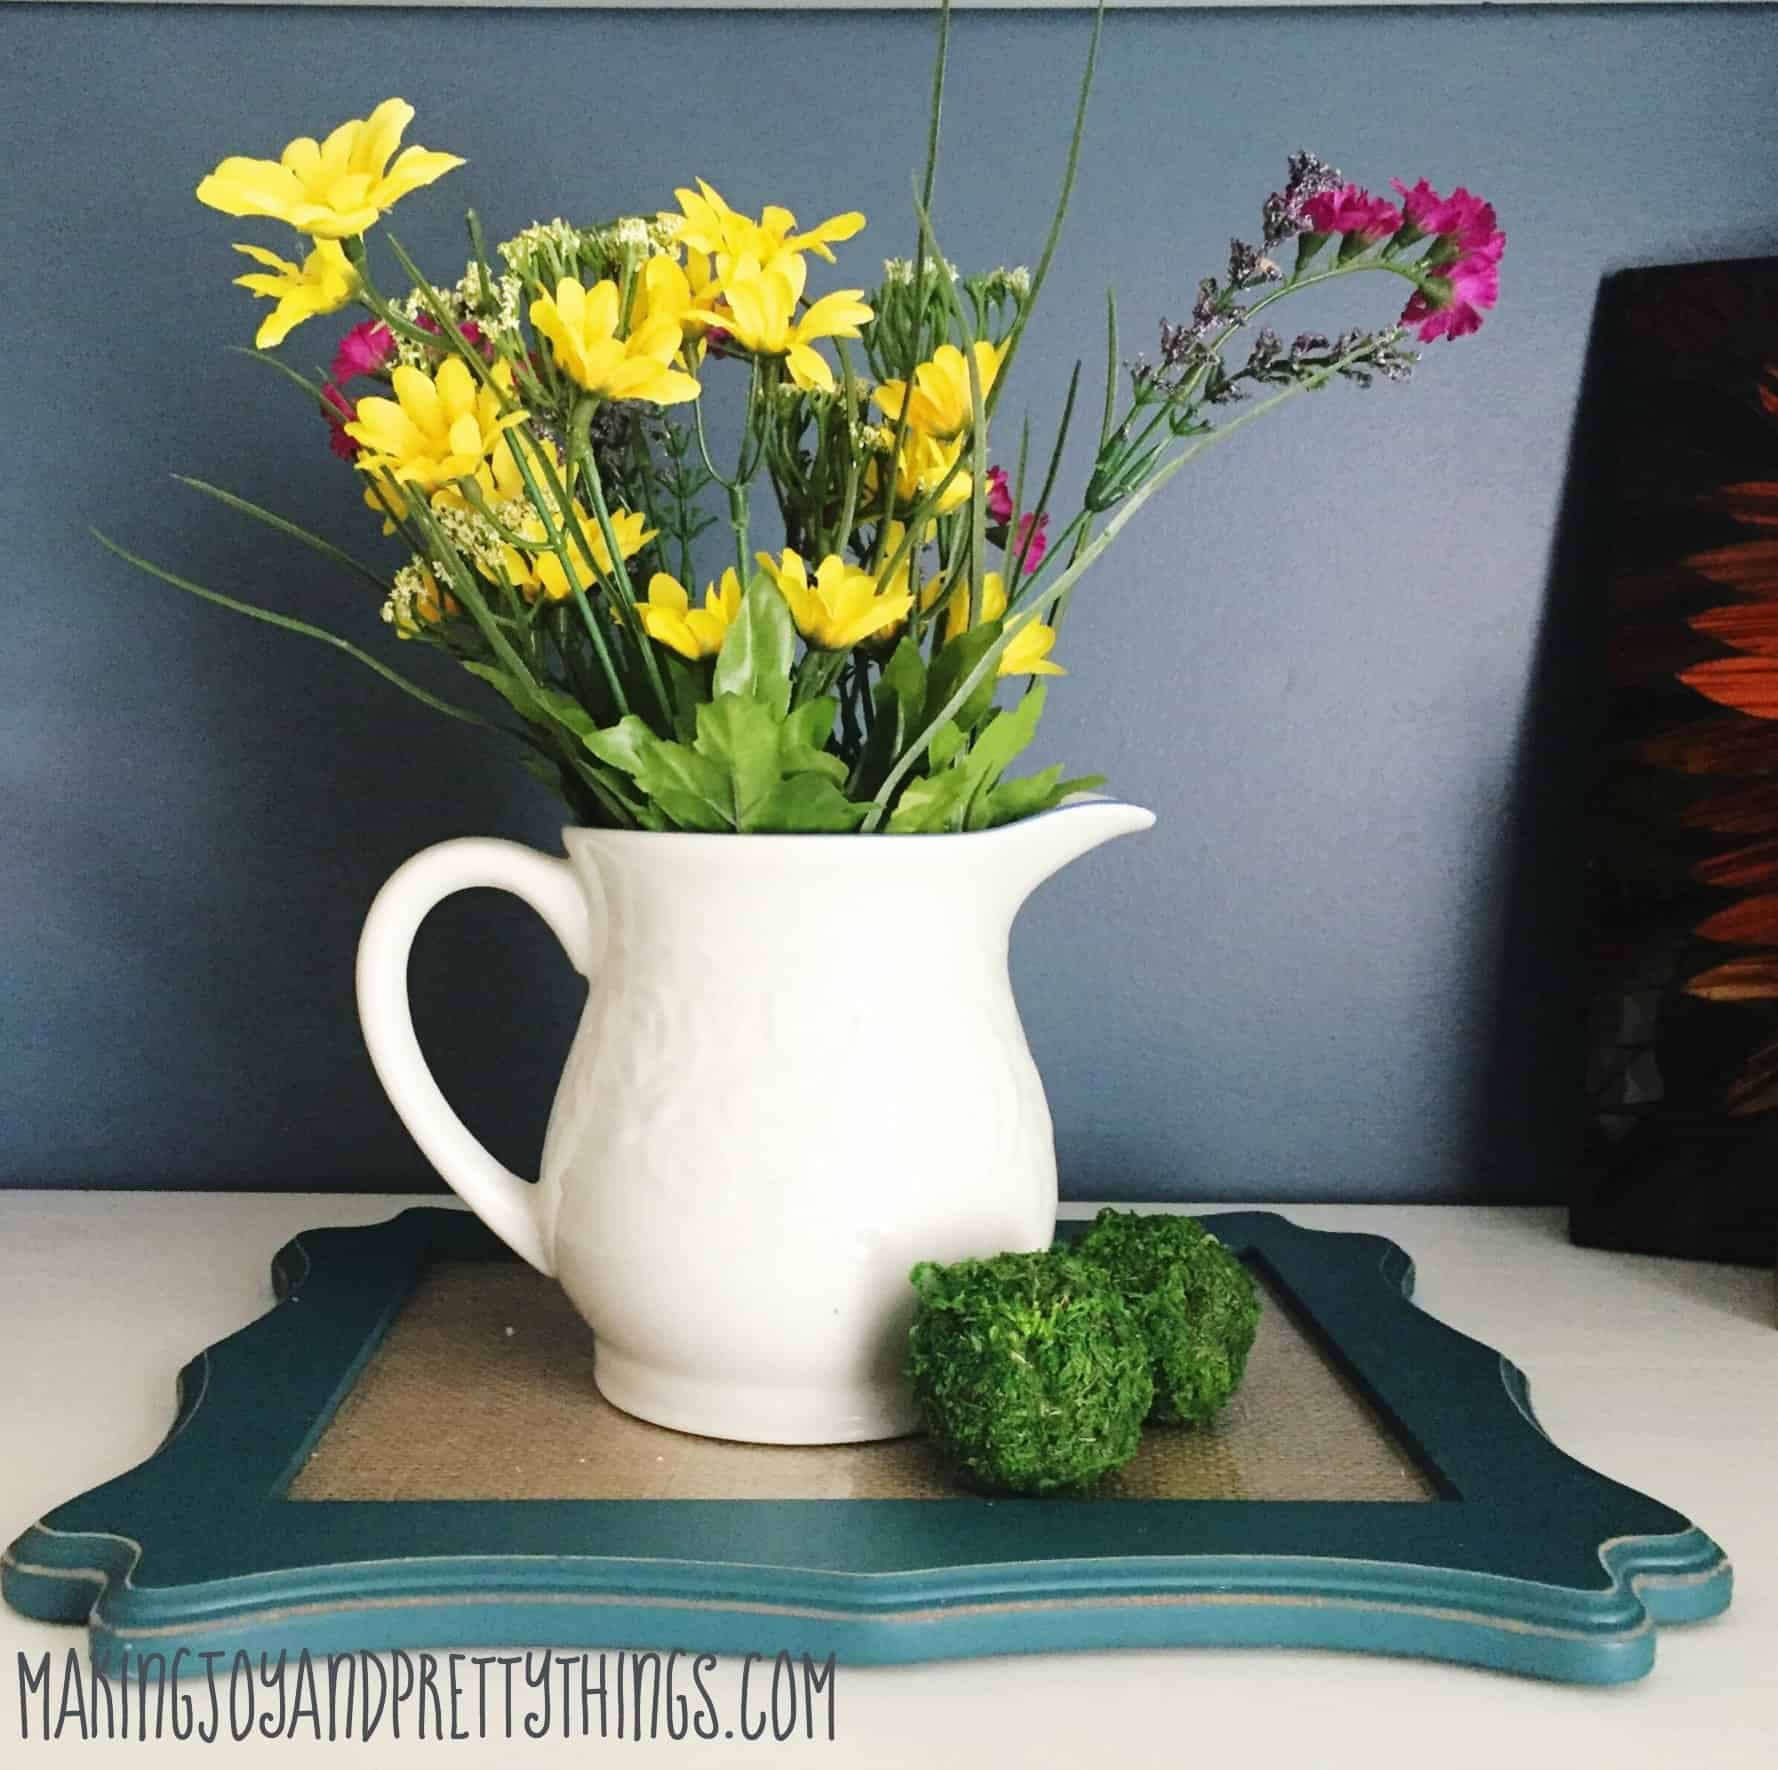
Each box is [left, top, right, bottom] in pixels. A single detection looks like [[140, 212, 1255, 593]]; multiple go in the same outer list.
[[356, 838, 595, 1276]]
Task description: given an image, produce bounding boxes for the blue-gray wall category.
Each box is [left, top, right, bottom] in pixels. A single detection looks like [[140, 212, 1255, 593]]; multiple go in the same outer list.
[[4, 6, 1776, 1198]]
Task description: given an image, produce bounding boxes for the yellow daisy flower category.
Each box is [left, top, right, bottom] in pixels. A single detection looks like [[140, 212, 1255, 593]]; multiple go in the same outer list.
[[636, 569, 744, 659], [756, 548, 912, 651], [867, 429, 974, 518], [630, 252, 720, 350], [529, 277, 700, 406], [874, 341, 1005, 441], [663, 179, 865, 268], [870, 522, 948, 644], [196, 98, 462, 240], [936, 571, 1065, 677], [430, 432, 560, 520], [694, 254, 872, 394], [345, 358, 526, 493], [230, 240, 357, 348], [504, 507, 657, 603]]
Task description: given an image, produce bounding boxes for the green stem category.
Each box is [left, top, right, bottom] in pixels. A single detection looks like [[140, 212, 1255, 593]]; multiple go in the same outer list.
[[871, 447, 970, 615], [1097, 286, 1120, 449], [93, 531, 500, 733], [866, 340, 1375, 825], [987, 0, 1104, 419], [226, 347, 338, 416], [1011, 361, 1080, 589], [869, 4, 950, 572], [172, 477, 391, 595], [833, 339, 866, 552], [1002, 417, 1031, 583], [501, 428, 630, 717], [573, 417, 676, 727], [919, 0, 950, 218], [729, 482, 751, 582]]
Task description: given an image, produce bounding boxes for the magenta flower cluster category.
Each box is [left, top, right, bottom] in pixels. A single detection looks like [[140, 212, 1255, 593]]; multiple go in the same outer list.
[[320, 322, 394, 458], [320, 315, 495, 458], [1301, 185, 1402, 244], [1302, 177, 1505, 343], [985, 467, 1050, 569]]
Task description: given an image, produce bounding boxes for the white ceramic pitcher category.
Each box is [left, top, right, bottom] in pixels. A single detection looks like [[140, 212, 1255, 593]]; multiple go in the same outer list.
[[356, 800, 1153, 1445]]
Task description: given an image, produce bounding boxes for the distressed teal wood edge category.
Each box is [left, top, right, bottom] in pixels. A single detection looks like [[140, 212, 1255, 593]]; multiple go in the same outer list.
[[2, 1209, 1733, 1684]]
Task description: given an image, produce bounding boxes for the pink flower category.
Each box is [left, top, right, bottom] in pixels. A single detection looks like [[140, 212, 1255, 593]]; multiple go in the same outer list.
[[331, 322, 393, 384], [414, 313, 494, 359], [1400, 251, 1501, 343], [983, 466, 1047, 566], [985, 465, 1014, 524], [1302, 184, 1404, 243], [1012, 510, 1049, 571], [1390, 179, 1502, 257], [321, 382, 359, 459]]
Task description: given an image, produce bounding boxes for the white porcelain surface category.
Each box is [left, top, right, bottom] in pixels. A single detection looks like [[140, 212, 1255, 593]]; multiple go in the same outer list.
[[355, 802, 1154, 1444]]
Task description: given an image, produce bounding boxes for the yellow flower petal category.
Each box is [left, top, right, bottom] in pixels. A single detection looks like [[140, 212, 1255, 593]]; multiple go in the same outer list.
[[228, 239, 356, 348], [999, 621, 1064, 677], [196, 99, 459, 239], [785, 344, 834, 393], [531, 275, 699, 406], [646, 572, 690, 616], [639, 606, 701, 659]]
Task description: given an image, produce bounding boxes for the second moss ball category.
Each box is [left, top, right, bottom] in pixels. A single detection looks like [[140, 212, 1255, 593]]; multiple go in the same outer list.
[[1075, 1208, 1261, 1424]]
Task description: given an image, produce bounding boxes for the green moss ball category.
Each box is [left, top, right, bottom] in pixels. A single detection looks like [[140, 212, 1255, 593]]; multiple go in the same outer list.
[[1074, 1209, 1261, 1425], [906, 1250, 1154, 1495]]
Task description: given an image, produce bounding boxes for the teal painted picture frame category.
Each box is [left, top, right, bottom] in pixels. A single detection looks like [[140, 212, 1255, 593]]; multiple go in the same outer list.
[[3, 1209, 1731, 1684]]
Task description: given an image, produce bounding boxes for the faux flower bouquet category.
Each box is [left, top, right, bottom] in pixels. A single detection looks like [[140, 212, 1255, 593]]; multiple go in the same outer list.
[[116, 7, 1503, 835]]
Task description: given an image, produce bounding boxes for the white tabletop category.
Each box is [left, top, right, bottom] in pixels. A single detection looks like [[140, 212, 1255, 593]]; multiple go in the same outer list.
[[0, 1192, 1771, 1768]]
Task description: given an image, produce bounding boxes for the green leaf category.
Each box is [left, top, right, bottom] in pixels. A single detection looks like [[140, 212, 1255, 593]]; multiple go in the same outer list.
[[783, 747, 848, 784], [461, 661, 543, 723], [590, 682, 871, 834], [519, 753, 566, 793], [959, 688, 1053, 827], [663, 654, 705, 745], [927, 721, 967, 771], [694, 694, 783, 829], [974, 765, 1066, 828], [534, 687, 600, 741], [778, 695, 846, 782], [586, 716, 732, 831], [887, 687, 1058, 834], [879, 638, 927, 732], [712, 574, 795, 716], [583, 713, 656, 777], [750, 774, 871, 833], [854, 638, 927, 796], [783, 695, 839, 753], [970, 683, 1048, 777], [926, 622, 1003, 735], [886, 768, 977, 834]]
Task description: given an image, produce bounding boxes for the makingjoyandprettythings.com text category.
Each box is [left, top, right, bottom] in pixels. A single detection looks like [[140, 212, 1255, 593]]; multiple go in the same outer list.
[[18, 1646, 839, 1745]]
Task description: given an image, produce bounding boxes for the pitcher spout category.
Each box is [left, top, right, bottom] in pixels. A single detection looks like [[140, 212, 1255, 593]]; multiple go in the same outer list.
[[990, 797, 1156, 907]]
